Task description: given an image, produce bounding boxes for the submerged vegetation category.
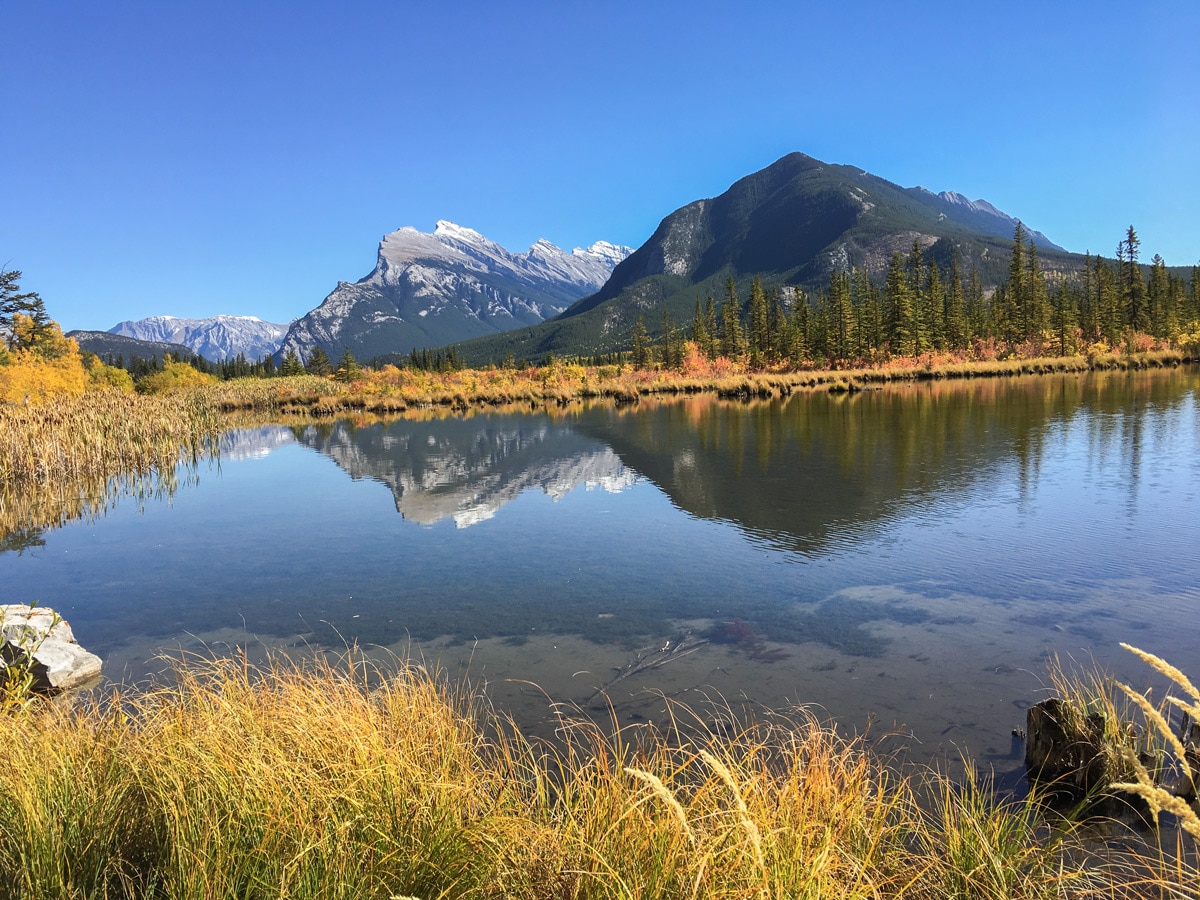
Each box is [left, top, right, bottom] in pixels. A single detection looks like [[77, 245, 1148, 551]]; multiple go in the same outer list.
[[1, 649, 1196, 899]]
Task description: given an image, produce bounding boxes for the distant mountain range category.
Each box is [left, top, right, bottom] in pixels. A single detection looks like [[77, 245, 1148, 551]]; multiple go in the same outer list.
[[109, 315, 290, 362], [448, 152, 1076, 364], [83, 152, 1092, 369], [67, 330, 198, 365], [277, 221, 632, 363]]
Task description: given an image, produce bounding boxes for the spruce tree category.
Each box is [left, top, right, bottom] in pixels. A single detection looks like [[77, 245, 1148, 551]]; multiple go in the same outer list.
[[281, 349, 304, 376], [747, 277, 769, 367], [691, 300, 711, 359], [1118, 226, 1148, 332], [630, 313, 650, 369], [945, 251, 967, 350], [703, 297, 718, 360], [719, 279, 743, 360], [885, 251, 916, 356], [335, 347, 361, 382], [306, 347, 332, 376]]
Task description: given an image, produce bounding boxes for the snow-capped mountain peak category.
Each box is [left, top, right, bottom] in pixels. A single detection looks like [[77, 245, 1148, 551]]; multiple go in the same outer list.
[[278, 221, 632, 363], [110, 315, 290, 361]]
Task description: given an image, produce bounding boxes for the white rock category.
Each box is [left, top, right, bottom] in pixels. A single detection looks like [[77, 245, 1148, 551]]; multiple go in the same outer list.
[[0, 605, 103, 692]]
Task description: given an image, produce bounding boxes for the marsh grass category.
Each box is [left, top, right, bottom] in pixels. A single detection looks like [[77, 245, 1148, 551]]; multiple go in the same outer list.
[[1, 651, 1196, 899], [1110, 645, 1200, 842]]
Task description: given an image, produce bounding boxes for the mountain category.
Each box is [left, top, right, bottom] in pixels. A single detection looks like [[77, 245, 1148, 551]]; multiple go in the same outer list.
[[277, 221, 632, 363], [297, 415, 637, 528], [448, 152, 1074, 365], [68, 330, 199, 365], [109, 315, 290, 362]]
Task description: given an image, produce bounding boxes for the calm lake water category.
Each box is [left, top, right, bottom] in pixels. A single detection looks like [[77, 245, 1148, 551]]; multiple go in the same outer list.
[[5, 367, 1200, 778]]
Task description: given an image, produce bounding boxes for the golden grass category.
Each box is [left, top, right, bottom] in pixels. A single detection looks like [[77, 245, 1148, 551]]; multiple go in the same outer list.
[[1110, 645, 1200, 842], [1, 651, 1196, 899]]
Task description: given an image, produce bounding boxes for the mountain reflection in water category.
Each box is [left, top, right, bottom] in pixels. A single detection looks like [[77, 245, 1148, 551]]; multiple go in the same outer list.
[[2, 367, 1197, 770]]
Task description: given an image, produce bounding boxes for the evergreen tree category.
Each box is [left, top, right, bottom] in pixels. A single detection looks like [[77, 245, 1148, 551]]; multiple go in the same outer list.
[[306, 347, 332, 376], [1189, 266, 1200, 324], [826, 270, 854, 363], [767, 288, 784, 363], [0, 269, 52, 353], [999, 222, 1028, 345], [945, 251, 967, 350], [852, 267, 880, 357], [660, 310, 684, 369], [630, 313, 650, 369], [1050, 279, 1079, 356], [786, 289, 809, 366], [1025, 240, 1048, 343], [1118, 226, 1148, 332], [1147, 253, 1172, 337], [907, 241, 927, 352], [924, 260, 945, 351], [747, 277, 769, 367], [1094, 256, 1122, 346], [281, 349, 305, 375], [885, 251, 916, 356], [335, 347, 361, 382], [719, 279, 743, 359], [691, 299, 711, 359], [966, 267, 988, 341], [703, 297, 719, 360]]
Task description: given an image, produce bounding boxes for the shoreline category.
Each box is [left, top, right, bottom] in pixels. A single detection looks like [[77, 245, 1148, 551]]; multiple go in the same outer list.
[[211, 349, 1199, 417]]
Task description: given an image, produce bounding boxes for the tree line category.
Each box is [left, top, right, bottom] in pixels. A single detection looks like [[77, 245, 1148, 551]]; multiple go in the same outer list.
[[631, 224, 1199, 370]]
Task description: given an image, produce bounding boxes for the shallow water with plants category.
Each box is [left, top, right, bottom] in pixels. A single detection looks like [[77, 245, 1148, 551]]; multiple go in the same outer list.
[[4, 367, 1199, 776]]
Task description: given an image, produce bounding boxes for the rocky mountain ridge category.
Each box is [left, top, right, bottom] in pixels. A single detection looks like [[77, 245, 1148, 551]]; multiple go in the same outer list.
[[110, 315, 290, 362], [277, 222, 632, 363]]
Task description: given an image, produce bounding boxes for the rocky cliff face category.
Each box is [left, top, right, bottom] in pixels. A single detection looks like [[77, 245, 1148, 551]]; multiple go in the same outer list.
[[109, 315, 289, 362], [277, 221, 631, 363]]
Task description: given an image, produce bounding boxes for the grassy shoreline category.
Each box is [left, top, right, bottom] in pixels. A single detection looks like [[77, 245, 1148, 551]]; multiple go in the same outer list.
[[1, 651, 1194, 899], [208, 348, 1197, 417]]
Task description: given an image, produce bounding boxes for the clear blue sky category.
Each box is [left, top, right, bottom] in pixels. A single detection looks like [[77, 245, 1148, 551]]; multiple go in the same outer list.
[[4, 1, 1198, 331]]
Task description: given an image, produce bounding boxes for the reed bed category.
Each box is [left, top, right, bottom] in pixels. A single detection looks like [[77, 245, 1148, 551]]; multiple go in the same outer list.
[[0, 391, 221, 486], [0, 651, 1194, 899], [203, 351, 1198, 417]]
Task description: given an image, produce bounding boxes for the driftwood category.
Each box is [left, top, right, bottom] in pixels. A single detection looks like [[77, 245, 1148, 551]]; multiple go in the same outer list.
[[585, 634, 708, 705]]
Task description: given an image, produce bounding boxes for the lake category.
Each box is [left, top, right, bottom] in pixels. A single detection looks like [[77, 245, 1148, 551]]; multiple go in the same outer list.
[[5, 367, 1199, 778]]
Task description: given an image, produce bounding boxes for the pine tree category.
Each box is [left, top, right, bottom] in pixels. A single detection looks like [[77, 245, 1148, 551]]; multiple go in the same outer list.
[[1118, 226, 1148, 332], [925, 260, 945, 351], [885, 251, 916, 356], [1050, 280, 1078, 356], [1147, 253, 1172, 338], [335, 347, 361, 382], [306, 347, 332, 376], [281, 349, 305, 376], [999, 222, 1028, 346], [0, 269, 52, 353], [1025, 240, 1048, 343], [786, 289, 809, 366], [691, 299, 711, 359], [719, 279, 743, 360], [945, 251, 967, 350], [767, 288, 784, 363], [826, 270, 854, 363], [747, 277, 769, 367], [853, 267, 881, 357], [703, 297, 718, 360], [630, 313, 650, 369]]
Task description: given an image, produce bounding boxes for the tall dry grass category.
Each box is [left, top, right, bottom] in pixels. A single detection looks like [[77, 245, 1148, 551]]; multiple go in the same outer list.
[[1, 651, 1195, 899]]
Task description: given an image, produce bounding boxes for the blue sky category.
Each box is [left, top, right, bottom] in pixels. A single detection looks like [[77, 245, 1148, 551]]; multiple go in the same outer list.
[[4, 1, 1198, 332]]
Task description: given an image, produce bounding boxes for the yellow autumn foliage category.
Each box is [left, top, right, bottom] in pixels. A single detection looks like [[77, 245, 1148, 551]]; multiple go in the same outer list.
[[0, 315, 88, 404], [136, 360, 218, 394]]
